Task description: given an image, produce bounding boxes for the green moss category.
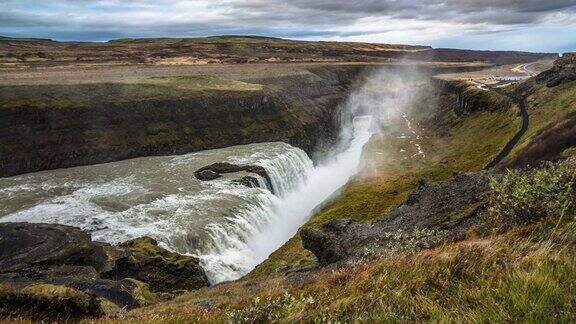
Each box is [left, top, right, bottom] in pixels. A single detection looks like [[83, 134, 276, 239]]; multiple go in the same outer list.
[[0, 283, 103, 320], [105, 236, 207, 293], [562, 147, 576, 158], [122, 278, 157, 306], [125, 237, 194, 269], [97, 297, 121, 313], [21, 283, 92, 309]]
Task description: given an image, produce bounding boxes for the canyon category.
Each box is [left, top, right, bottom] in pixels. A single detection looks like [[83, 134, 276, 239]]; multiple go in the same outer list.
[[0, 36, 574, 322]]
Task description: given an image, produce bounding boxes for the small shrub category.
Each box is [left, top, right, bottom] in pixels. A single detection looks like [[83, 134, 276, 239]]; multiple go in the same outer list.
[[486, 159, 576, 233]]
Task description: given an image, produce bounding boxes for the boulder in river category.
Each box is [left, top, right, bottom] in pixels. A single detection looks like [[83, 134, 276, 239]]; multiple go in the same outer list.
[[194, 162, 274, 192], [232, 175, 260, 188], [195, 169, 222, 181]]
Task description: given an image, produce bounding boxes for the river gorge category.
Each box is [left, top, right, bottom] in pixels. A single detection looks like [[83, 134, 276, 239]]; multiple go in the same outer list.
[[0, 114, 372, 284]]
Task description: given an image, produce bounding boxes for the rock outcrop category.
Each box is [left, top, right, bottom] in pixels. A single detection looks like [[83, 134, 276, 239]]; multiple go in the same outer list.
[[0, 223, 105, 272], [301, 172, 490, 265], [0, 223, 209, 314], [0, 283, 104, 320], [101, 237, 208, 292], [194, 162, 273, 191], [535, 53, 576, 88]]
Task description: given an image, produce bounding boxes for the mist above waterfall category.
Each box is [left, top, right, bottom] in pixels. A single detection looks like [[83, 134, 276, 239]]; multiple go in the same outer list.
[[0, 65, 434, 285], [199, 66, 433, 283], [337, 65, 431, 139]]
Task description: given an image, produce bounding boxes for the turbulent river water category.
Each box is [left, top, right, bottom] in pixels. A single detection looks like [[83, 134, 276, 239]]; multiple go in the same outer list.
[[0, 116, 372, 284]]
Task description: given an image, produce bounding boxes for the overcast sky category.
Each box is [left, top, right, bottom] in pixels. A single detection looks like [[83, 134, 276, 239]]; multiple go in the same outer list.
[[1, 0, 575, 52]]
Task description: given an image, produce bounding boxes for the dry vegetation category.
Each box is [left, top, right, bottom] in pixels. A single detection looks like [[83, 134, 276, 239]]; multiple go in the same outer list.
[[0, 35, 555, 71]]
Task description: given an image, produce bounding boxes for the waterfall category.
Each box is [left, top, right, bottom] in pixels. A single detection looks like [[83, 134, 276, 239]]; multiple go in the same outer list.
[[198, 116, 373, 284]]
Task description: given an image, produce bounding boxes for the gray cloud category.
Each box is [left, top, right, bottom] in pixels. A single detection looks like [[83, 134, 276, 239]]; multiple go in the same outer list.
[[0, 0, 575, 42], [239, 0, 576, 25]]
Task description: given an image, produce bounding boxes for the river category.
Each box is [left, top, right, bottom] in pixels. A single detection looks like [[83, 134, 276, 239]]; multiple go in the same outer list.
[[0, 116, 373, 284]]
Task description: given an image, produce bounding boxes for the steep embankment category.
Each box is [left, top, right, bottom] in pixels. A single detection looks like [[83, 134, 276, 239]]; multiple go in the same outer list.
[[498, 53, 576, 168], [0, 65, 364, 177]]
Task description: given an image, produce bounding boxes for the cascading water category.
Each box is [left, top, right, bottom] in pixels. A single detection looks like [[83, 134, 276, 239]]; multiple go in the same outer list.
[[0, 115, 372, 284], [198, 116, 373, 283], [0, 66, 435, 285], [0, 66, 391, 285], [0, 142, 313, 274]]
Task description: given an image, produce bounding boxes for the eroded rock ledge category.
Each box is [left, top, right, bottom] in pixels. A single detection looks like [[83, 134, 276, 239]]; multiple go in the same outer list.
[[194, 162, 274, 192], [0, 222, 208, 318], [301, 172, 490, 265]]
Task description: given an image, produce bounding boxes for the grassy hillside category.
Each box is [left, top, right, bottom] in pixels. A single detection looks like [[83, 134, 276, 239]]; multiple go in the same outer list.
[[1, 55, 574, 323], [105, 157, 576, 323], [103, 66, 576, 323], [502, 79, 576, 167]]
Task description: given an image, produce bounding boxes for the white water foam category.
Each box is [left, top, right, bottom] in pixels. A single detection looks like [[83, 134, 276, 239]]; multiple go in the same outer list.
[[198, 116, 373, 283]]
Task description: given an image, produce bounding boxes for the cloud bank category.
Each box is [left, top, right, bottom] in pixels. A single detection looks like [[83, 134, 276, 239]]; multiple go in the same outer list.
[[0, 0, 575, 51]]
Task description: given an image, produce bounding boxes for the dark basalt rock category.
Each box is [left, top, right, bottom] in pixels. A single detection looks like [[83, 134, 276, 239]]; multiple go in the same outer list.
[[232, 175, 260, 188], [0, 223, 209, 316], [541, 53, 576, 88], [0, 222, 105, 273], [101, 237, 209, 293], [195, 169, 221, 181], [301, 172, 491, 265], [194, 162, 274, 192]]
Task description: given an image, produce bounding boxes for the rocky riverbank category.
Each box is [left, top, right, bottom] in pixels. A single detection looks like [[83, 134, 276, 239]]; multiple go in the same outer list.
[[0, 223, 208, 319]]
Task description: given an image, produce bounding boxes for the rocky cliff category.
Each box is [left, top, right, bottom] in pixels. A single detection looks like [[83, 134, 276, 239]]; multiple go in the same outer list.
[[0, 65, 364, 177], [430, 78, 514, 115]]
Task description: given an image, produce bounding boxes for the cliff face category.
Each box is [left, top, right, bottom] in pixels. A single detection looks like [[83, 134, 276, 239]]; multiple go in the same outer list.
[[431, 78, 514, 115], [0, 65, 364, 177]]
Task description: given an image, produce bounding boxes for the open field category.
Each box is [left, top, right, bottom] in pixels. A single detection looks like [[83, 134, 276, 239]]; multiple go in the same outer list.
[[0, 35, 556, 73], [0, 61, 489, 86]]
